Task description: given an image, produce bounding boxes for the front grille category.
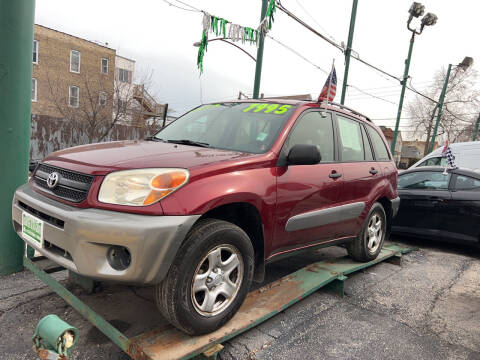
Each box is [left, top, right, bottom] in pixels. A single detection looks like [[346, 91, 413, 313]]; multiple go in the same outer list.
[[33, 163, 94, 203], [18, 201, 65, 228]]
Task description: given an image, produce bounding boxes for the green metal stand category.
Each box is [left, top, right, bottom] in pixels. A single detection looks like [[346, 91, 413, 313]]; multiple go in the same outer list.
[[24, 245, 414, 360], [0, 0, 36, 275], [473, 113, 480, 141], [430, 63, 452, 153]]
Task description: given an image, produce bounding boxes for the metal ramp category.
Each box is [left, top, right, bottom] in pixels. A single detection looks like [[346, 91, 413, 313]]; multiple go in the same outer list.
[[24, 244, 413, 360]]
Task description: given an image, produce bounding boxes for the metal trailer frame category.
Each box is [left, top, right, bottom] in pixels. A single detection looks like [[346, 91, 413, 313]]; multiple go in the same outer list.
[[24, 244, 413, 360]]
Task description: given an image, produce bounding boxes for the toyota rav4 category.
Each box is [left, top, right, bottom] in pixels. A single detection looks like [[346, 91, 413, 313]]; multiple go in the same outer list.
[[13, 100, 399, 335]]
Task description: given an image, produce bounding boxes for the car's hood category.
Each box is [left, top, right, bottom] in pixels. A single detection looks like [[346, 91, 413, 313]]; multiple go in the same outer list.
[[43, 140, 255, 175]]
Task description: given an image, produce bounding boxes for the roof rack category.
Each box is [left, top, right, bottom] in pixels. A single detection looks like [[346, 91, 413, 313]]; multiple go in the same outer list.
[[318, 101, 372, 122]]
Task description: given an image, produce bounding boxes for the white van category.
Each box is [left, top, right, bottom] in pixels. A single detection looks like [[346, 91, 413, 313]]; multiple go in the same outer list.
[[409, 141, 480, 171]]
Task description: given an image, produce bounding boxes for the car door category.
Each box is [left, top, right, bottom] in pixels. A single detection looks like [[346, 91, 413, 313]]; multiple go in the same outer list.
[[440, 172, 480, 243], [273, 110, 344, 256], [393, 170, 452, 238], [334, 114, 379, 238]]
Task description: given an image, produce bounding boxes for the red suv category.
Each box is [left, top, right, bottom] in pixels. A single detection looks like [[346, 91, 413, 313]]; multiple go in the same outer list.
[[13, 100, 399, 335]]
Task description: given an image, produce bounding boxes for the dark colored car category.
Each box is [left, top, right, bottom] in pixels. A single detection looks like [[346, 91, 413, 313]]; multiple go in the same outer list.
[[13, 100, 399, 335], [392, 166, 480, 245]]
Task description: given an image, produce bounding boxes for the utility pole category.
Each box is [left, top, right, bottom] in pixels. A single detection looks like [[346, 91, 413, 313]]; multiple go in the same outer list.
[[429, 64, 452, 153], [392, 32, 415, 154], [0, 0, 35, 275], [472, 113, 480, 141], [253, 0, 268, 99], [340, 0, 358, 105]]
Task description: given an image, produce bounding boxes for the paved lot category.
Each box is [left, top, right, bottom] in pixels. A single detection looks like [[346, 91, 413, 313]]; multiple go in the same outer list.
[[1, 236, 479, 360]]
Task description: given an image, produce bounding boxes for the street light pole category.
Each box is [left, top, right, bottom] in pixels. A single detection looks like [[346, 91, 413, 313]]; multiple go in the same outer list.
[[253, 0, 268, 99], [0, 0, 35, 275], [429, 57, 473, 152], [429, 64, 452, 153], [340, 0, 358, 105], [391, 32, 415, 154], [391, 2, 437, 155]]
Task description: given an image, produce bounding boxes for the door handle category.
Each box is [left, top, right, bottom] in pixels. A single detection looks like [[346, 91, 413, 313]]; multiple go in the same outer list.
[[369, 168, 378, 175], [428, 197, 444, 202], [329, 171, 342, 179]]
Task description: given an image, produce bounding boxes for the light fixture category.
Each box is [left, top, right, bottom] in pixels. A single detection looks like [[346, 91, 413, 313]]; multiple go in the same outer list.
[[421, 12, 438, 27], [458, 56, 474, 70], [408, 2, 425, 18]]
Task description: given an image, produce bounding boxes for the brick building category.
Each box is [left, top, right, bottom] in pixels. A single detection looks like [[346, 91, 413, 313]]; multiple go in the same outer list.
[[32, 24, 116, 120], [379, 126, 402, 166]]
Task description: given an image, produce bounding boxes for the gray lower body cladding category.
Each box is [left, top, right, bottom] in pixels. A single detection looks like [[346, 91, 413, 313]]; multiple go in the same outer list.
[[285, 202, 366, 232], [12, 184, 200, 285]]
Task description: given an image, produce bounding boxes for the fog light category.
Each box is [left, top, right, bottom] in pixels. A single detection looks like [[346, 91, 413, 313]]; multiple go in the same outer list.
[[107, 246, 131, 271], [33, 314, 78, 358]]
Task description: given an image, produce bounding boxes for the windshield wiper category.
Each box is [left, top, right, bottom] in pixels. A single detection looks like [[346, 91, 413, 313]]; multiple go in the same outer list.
[[145, 136, 166, 142], [167, 139, 210, 148]]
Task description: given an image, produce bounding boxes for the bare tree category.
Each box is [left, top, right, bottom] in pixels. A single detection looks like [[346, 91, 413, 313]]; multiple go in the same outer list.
[[406, 66, 480, 155], [45, 64, 165, 143]]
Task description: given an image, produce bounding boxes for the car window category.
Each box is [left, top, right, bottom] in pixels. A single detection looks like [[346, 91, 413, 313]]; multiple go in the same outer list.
[[361, 125, 374, 161], [156, 102, 295, 154], [366, 125, 390, 161], [398, 171, 451, 190], [286, 111, 334, 162], [418, 157, 446, 167], [454, 175, 480, 191], [337, 115, 364, 162]]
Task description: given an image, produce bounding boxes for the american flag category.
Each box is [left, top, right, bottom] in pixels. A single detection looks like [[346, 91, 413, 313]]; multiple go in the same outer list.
[[318, 65, 337, 102]]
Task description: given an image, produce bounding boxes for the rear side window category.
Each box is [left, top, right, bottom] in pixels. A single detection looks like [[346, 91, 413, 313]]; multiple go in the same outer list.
[[286, 111, 334, 162], [454, 175, 480, 191], [337, 115, 364, 162], [398, 171, 450, 190], [366, 125, 390, 161], [361, 125, 374, 161]]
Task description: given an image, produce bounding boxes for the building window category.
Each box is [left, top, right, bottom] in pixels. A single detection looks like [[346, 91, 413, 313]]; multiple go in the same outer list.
[[69, 86, 79, 107], [70, 50, 81, 73], [99, 92, 107, 106], [32, 78, 37, 102], [118, 68, 131, 83], [101, 58, 108, 74], [33, 40, 39, 64]]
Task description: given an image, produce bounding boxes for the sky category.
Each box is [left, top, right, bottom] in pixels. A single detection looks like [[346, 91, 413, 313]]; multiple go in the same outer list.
[[35, 0, 480, 139]]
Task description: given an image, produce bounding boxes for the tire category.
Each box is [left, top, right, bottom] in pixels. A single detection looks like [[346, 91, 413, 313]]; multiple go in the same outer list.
[[155, 219, 255, 335], [347, 202, 387, 262]]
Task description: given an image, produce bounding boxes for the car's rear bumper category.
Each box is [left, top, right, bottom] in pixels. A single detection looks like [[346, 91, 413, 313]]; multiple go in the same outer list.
[[391, 196, 401, 218], [12, 184, 200, 285]]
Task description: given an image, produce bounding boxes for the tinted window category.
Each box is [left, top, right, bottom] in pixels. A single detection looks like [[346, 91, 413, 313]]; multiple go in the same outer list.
[[398, 171, 451, 190], [286, 111, 334, 162], [418, 157, 446, 167], [337, 115, 364, 162], [454, 175, 480, 191], [156, 102, 295, 154], [361, 125, 374, 161], [366, 125, 390, 161]]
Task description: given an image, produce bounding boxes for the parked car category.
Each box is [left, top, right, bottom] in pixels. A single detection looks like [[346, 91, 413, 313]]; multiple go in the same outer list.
[[12, 100, 399, 335], [392, 166, 480, 246], [409, 141, 480, 171]]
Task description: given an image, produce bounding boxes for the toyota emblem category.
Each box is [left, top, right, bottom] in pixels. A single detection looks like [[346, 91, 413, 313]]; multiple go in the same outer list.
[[46, 172, 60, 189]]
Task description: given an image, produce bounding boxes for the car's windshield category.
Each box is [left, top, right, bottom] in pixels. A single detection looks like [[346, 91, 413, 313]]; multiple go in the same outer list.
[[154, 102, 296, 154]]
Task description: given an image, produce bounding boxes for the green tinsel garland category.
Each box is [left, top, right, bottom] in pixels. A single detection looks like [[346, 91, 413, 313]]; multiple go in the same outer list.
[[197, 1, 276, 73]]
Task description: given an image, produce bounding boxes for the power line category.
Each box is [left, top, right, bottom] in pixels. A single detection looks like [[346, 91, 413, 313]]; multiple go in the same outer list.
[[293, 0, 339, 44], [161, 0, 200, 12], [347, 85, 398, 105]]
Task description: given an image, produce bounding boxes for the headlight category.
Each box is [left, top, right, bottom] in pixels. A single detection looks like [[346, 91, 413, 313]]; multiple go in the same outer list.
[[98, 168, 189, 206]]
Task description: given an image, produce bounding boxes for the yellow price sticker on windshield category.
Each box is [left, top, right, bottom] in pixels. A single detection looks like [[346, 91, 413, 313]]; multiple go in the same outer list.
[[243, 103, 292, 115]]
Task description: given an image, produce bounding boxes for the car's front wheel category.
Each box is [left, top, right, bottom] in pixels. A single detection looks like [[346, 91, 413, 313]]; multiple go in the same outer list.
[[155, 219, 254, 335], [347, 202, 387, 262]]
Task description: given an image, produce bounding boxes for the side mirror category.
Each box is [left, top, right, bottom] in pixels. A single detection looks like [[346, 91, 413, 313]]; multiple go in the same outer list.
[[287, 144, 321, 165]]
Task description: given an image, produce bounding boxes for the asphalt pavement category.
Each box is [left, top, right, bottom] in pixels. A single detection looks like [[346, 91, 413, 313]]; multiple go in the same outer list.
[[1, 236, 479, 360]]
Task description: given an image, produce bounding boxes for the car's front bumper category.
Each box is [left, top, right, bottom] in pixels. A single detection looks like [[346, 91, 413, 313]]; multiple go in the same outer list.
[[12, 184, 200, 285]]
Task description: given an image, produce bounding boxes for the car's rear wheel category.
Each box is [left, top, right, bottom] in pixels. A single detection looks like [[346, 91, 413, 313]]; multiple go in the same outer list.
[[347, 202, 386, 262], [155, 219, 254, 335]]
